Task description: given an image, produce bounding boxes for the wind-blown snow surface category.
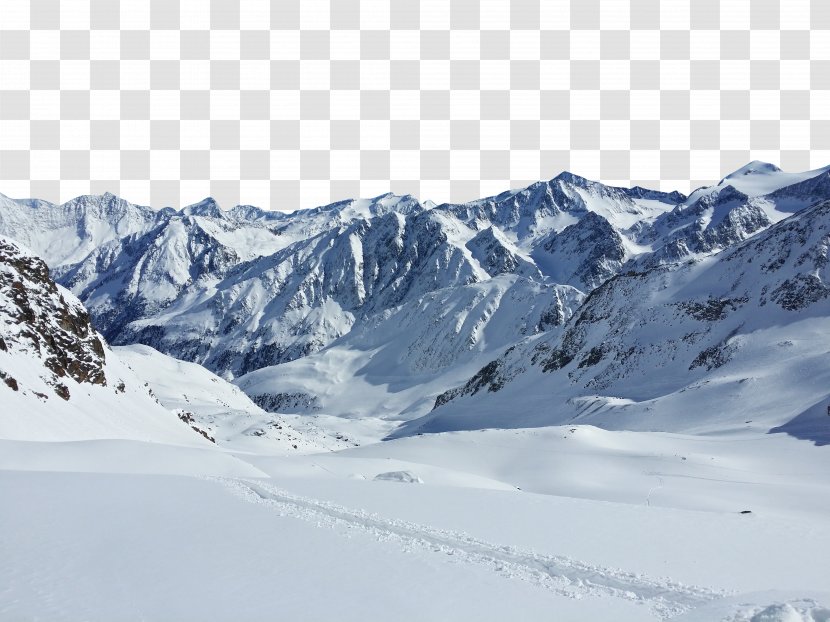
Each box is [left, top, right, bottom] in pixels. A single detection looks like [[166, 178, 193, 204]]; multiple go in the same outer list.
[[2, 425, 830, 620]]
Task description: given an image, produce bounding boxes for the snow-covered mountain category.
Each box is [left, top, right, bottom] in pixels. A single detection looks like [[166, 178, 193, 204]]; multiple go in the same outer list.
[[409, 196, 830, 440], [3, 162, 830, 439], [0, 233, 331, 456]]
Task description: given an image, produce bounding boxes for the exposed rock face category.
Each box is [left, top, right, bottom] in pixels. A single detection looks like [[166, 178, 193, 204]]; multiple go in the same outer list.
[[434, 357, 513, 409], [0, 236, 106, 398], [250, 391, 320, 414], [637, 186, 772, 269], [110, 208, 490, 376], [465, 226, 540, 278]]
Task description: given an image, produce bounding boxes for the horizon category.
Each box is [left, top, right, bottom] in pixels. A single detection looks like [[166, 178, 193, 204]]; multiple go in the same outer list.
[[3, 159, 826, 214]]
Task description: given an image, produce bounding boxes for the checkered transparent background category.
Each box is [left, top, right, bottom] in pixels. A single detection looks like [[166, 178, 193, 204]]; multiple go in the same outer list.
[[0, 0, 828, 211]]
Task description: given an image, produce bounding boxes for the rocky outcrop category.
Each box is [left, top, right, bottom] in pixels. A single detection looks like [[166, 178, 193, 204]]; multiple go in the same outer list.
[[250, 391, 320, 414], [0, 236, 106, 398], [466, 227, 541, 278]]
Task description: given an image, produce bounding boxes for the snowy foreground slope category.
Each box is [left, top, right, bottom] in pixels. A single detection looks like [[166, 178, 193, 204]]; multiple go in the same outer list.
[[3, 166, 830, 620], [2, 429, 830, 621]]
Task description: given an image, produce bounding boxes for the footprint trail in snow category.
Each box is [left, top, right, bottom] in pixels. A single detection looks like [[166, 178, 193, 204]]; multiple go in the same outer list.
[[214, 477, 729, 619]]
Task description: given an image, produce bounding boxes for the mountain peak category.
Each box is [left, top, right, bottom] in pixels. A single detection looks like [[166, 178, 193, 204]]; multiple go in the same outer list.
[[181, 197, 223, 217], [552, 170, 591, 187], [682, 161, 830, 203], [723, 161, 782, 179]]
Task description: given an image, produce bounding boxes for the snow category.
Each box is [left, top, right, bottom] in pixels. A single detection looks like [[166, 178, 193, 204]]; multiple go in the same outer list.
[[2, 426, 829, 620], [3, 164, 830, 620], [674, 593, 830, 622], [2, 162, 824, 384], [113, 343, 357, 453], [4, 334, 830, 620], [339, 426, 830, 520], [4, 470, 640, 622], [686, 161, 830, 203], [0, 439, 265, 477], [413, 198, 830, 441], [373, 470, 423, 483], [0, 333, 206, 446], [529, 210, 580, 237]]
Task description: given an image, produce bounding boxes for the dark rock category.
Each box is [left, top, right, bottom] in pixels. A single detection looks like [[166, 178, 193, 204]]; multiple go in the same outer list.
[[676, 297, 748, 322], [577, 346, 605, 369], [0, 238, 107, 389], [0, 371, 18, 391], [771, 274, 830, 311], [251, 391, 320, 414], [52, 382, 70, 400], [433, 358, 511, 409], [176, 410, 215, 443]]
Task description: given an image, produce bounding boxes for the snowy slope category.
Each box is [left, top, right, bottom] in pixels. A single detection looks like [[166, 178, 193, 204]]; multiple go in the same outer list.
[[114, 344, 350, 453], [3, 424, 829, 621], [2, 163, 830, 390], [687, 161, 830, 204], [0, 192, 160, 267], [236, 275, 583, 420], [0, 192, 424, 375], [111, 207, 496, 376], [441, 171, 682, 246]]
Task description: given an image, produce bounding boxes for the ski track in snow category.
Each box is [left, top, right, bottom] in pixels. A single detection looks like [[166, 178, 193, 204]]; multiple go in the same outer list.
[[212, 477, 728, 619]]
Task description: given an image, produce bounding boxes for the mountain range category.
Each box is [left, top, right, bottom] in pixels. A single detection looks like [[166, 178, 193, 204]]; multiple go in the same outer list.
[[2, 161, 830, 444]]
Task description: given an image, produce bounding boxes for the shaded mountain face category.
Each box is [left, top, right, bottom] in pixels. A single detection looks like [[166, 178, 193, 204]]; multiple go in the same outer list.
[[534, 211, 627, 290], [634, 185, 772, 269], [0, 236, 106, 399], [465, 226, 541, 279], [1, 162, 830, 388]]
